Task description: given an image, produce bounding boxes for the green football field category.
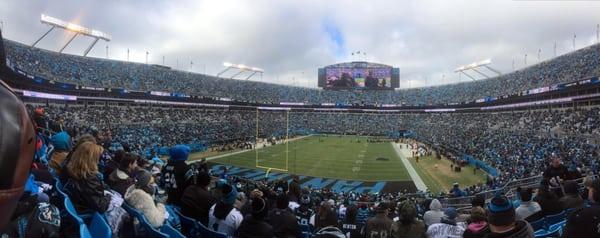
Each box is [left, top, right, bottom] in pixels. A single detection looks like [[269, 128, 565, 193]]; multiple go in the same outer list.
[[209, 135, 411, 182]]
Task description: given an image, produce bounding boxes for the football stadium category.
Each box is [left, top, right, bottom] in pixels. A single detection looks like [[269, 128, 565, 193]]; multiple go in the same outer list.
[[0, 1, 600, 238]]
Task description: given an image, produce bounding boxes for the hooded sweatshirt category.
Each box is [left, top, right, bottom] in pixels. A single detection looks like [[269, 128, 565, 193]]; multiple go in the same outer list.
[[515, 201, 541, 221], [463, 221, 488, 238], [48, 132, 71, 173], [161, 145, 192, 205], [424, 199, 444, 226], [124, 187, 167, 228], [208, 201, 243, 236], [426, 218, 465, 238], [484, 220, 534, 238]]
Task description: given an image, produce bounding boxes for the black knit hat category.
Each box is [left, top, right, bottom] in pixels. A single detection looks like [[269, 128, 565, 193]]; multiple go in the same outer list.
[[251, 197, 268, 218], [471, 194, 486, 207], [487, 195, 515, 226], [518, 187, 533, 202], [195, 170, 211, 187]]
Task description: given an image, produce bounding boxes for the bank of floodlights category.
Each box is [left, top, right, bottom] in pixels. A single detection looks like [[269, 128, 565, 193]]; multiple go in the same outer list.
[[32, 14, 111, 56], [454, 58, 501, 81], [217, 62, 264, 80]]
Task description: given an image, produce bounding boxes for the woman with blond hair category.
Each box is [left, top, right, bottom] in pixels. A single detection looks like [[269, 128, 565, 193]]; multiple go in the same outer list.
[[63, 141, 111, 213]]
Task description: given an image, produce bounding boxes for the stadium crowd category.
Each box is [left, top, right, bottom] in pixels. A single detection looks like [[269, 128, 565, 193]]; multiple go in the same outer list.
[[32, 104, 600, 195], [5, 39, 600, 106], [3, 102, 600, 237]]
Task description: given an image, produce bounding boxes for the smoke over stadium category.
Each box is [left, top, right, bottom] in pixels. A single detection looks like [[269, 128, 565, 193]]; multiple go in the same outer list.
[[0, 1, 599, 237]]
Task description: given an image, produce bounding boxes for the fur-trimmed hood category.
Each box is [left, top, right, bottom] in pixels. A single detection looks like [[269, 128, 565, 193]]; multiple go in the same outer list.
[[124, 187, 166, 228]]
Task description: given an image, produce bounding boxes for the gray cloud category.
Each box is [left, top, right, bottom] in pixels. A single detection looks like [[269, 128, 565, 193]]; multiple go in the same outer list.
[[1, 0, 599, 89]]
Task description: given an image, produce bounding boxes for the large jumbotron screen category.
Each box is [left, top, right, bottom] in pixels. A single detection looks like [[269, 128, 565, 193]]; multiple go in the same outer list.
[[318, 62, 400, 90]]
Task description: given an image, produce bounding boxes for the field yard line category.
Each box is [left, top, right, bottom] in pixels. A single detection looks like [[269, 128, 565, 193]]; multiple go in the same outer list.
[[198, 135, 313, 163], [392, 143, 428, 191]]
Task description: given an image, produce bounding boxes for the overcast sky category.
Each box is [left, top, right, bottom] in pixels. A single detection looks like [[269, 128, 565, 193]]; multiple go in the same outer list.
[[1, 0, 600, 89]]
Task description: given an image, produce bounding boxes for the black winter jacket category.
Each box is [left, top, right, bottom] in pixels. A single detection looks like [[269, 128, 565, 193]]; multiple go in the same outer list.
[[236, 214, 275, 238], [180, 185, 216, 226], [63, 169, 110, 214]]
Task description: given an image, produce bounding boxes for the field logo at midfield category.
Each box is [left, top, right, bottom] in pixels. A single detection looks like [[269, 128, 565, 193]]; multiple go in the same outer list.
[[209, 164, 415, 193]]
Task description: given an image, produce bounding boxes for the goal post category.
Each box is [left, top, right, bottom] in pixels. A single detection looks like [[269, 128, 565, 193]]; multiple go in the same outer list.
[[255, 108, 289, 172]]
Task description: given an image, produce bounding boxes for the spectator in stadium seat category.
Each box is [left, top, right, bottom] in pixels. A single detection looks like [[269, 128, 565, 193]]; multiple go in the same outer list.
[[423, 198, 444, 226], [92, 129, 117, 177], [63, 141, 111, 213], [543, 157, 568, 183], [485, 195, 534, 238], [449, 183, 465, 197], [295, 194, 315, 227], [586, 178, 600, 207], [458, 193, 487, 223], [565, 164, 583, 181], [148, 150, 165, 167], [340, 205, 363, 238], [313, 202, 345, 238], [391, 200, 425, 238], [514, 187, 542, 221], [161, 144, 193, 206], [559, 180, 584, 210], [462, 206, 487, 238], [106, 152, 137, 195], [180, 169, 216, 226], [236, 197, 274, 238], [563, 179, 600, 238], [268, 193, 302, 238], [0, 193, 61, 237], [48, 131, 71, 175], [313, 202, 337, 229], [356, 203, 370, 224], [533, 181, 562, 217], [208, 182, 243, 236], [124, 169, 167, 228], [364, 202, 393, 238], [471, 194, 486, 208], [425, 207, 465, 238], [288, 177, 301, 210]]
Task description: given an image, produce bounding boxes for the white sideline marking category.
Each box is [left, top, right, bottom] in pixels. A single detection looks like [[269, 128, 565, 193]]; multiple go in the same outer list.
[[194, 135, 313, 163], [392, 143, 428, 191]]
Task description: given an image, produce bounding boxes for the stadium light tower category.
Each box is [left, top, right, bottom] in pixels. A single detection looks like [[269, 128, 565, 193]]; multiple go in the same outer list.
[[218, 62, 264, 80], [454, 59, 501, 81], [32, 14, 111, 56]]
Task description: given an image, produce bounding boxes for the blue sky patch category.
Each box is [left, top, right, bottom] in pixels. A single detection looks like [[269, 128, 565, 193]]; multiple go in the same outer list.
[[323, 19, 345, 57]]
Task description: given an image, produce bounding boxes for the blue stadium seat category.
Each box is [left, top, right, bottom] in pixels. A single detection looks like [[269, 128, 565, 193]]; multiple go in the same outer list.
[[564, 208, 575, 216], [159, 224, 186, 238], [534, 224, 562, 238], [197, 221, 228, 238], [529, 217, 545, 232], [544, 211, 566, 228], [54, 178, 66, 198], [122, 202, 169, 238], [56, 178, 93, 220], [63, 197, 92, 238], [89, 212, 112, 238], [173, 208, 200, 238]]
